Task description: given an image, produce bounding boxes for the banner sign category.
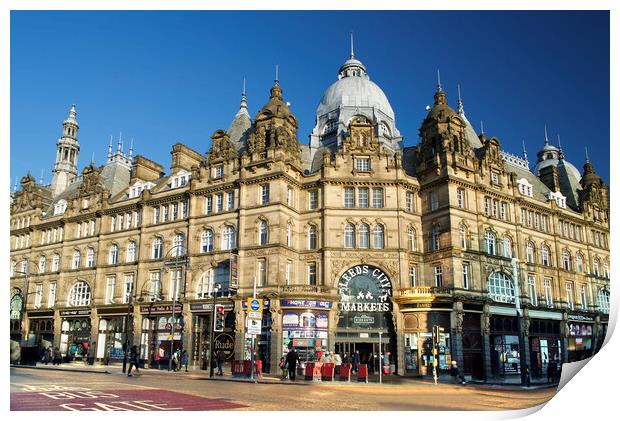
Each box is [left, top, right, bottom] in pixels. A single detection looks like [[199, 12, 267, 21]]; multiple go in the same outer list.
[[60, 309, 92, 317], [280, 299, 332, 309], [337, 265, 392, 330], [229, 253, 239, 290]]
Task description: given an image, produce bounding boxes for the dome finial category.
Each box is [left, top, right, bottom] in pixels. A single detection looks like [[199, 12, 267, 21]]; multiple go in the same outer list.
[[275, 64, 279, 85], [129, 138, 134, 158], [457, 83, 464, 115], [585, 147, 590, 164], [557, 134, 564, 160], [240, 77, 248, 110], [350, 32, 355, 59], [437, 69, 443, 92], [523, 140, 529, 163], [544, 124, 549, 145], [480, 120, 485, 135]]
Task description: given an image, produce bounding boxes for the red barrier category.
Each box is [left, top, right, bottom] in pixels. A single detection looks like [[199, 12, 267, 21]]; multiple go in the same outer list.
[[255, 359, 262, 376], [357, 363, 368, 383], [304, 362, 315, 381], [304, 362, 323, 381], [321, 363, 335, 381], [339, 363, 351, 381]]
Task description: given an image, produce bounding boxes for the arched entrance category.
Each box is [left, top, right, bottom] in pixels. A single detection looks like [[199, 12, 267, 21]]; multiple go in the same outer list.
[[335, 264, 396, 374]]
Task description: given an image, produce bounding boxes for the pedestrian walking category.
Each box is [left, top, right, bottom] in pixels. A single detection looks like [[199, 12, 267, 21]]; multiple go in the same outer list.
[[52, 347, 62, 365], [524, 364, 531, 387], [334, 352, 342, 375], [181, 350, 189, 372], [171, 349, 179, 372], [286, 347, 300, 381], [127, 345, 140, 377], [216, 349, 225, 376], [87, 341, 96, 365], [547, 361, 556, 383]]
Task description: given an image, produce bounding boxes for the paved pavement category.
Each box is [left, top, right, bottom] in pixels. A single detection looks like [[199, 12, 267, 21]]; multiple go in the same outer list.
[[10, 365, 558, 411]]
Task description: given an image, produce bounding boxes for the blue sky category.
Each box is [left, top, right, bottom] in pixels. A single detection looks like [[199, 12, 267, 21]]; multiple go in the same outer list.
[[10, 10, 610, 186]]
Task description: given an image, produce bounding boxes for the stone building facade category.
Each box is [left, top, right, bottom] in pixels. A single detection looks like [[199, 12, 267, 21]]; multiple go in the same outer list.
[[10, 51, 610, 381]]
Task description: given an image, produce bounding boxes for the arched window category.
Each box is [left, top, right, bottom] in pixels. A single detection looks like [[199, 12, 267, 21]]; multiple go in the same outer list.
[[286, 223, 292, 247], [38, 256, 46, 273], [258, 220, 269, 245], [485, 230, 496, 255], [373, 224, 385, 249], [72, 250, 81, 269], [201, 229, 213, 253], [152, 237, 163, 259], [525, 241, 535, 264], [541, 245, 551, 266], [592, 257, 600, 276], [598, 289, 610, 313], [197, 270, 214, 299], [52, 254, 60, 271], [431, 226, 440, 251], [86, 248, 95, 268], [408, 226, 417, 251], [308, 225, 317, 250], [359, 223, 370, 249], [576, 253, 584, 273], [488, 272, 515, 304], [322, 119, 338, 135], [108, 245, 118, 265], [172, 234, 185, 256], [222, 226, 236, 250], [562, 250, 571, 271], [126, 241, 137, 262], [501, 236, 513, 258], [458, 223, 468, 250], [68, 281, 91, 307], [344, 223, 355, 248]]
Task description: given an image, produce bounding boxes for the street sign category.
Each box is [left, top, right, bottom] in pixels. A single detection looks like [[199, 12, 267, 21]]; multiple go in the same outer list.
[[229, 253, 239, 290], [246, 298, 263, 320], [246, 318, 262, 335]]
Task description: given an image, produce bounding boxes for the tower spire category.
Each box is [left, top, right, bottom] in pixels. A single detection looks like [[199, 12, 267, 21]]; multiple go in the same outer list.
[[522, 140, 529, 163], [39, 168, 44, 184], [585, 147, 590, 163], [117, 132, 122, 153], [457, 83, 464, 115], [350, 32, 355, 59], [108, 136, 113, 159], [129, 138, 134, 158], [240, 77, 248, 111], [544, 124, 549, 145], [436, 69, 442, 92], [275, 64, 279, 85], [557, 134, 564, 160], [480, 120, 485, 135]]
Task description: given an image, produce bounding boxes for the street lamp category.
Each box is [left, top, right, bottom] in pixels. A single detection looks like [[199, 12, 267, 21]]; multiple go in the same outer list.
[[511, 257, 529, 385], [208, 282, 221, 378]]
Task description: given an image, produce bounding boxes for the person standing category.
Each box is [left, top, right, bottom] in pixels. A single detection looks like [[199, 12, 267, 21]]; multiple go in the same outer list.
[[181, 350, 189, 372], [216, 349, 225, 376], [127, 345, 140, 377], [352, 350, 361, 373], [52, 347, 62, 365], [279, 356, 288, 380], [334, 352, 342, 375], [171, 349, 179, 372], [286, 347, 300, 381]]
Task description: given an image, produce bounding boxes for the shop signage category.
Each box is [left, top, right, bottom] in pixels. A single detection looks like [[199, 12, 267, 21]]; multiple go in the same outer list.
[[569, 323, 593, 337], [60, 309, 92, 317], [337, 265, 392, 330], [190, 302, 234, 312], [247, 298, 263, 320], [568, 314, 595, 322], [229, 253, 239, 290], [247, 318, 262, 335], [27, 309, 54, 318], [280, 299, 332, 309], [139, 304, 182, 314], [214, 333, 235, 360], [97, 306, 134, 315], [241, 299, 270, 309]]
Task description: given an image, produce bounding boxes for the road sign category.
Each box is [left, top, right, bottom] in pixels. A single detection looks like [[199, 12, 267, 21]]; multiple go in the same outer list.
[[246, 318, 262, 335], [247, 298, 263, 319]]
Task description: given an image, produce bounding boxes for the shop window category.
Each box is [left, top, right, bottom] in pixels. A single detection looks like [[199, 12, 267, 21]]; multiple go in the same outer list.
[[488, 272, 515, 304]]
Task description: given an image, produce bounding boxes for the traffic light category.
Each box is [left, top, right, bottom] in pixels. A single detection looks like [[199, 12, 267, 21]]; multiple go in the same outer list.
[[214, 304, 225, 332]]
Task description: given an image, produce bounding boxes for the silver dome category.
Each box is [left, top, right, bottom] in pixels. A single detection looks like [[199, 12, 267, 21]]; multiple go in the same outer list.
[[317, 76, 395, 121]]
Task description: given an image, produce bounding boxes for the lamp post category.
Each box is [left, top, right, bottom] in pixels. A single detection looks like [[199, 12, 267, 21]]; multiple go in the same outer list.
[[121, 287, 135, 374], [208, 283, 221, 378], [511, 257, 528, 385], [13, 258, 40, 347]]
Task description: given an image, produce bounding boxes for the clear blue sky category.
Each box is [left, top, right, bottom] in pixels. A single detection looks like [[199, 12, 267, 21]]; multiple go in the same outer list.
[[10, 10, 610, 186]]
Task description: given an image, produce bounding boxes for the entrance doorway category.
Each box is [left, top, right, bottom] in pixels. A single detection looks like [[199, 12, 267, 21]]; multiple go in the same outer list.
[[335, 341, 392, 374]]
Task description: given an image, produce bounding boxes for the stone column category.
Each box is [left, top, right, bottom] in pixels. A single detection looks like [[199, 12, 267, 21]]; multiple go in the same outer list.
[[481, 306, 492, 381], [521, 309, 531, 372], [451, 302, 465, 372], [393, 303, 405, 376], [53, 310, 62, 349], [182, 304, 192, 361], [269, 303, 281, 373], [233, 298, 246, 360], [560, 312, 569, 363]]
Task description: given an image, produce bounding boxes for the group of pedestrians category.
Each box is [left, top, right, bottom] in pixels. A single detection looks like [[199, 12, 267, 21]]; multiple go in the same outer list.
[[40, 346, 62, 365]]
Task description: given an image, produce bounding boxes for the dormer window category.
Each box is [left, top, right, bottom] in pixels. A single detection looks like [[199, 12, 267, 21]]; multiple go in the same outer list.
[[355, 157, 371, 172], [547, 191, 566, 209], [491, 172, 499, 185], [517, 178, 533, 197], [82, 198, 90, 209], [129, 181, 154, 198], [53, 200, 67, 215], [170, 171, 191, 190], [214, 165, 224, 179]]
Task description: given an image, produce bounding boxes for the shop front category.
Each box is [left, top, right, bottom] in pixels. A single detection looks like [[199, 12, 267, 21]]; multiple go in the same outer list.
[[190, 301, 235, 370], [95, 307, 134, 363], [26, 309, 55, 350], [335, 264, 396, 374], [567, 314, 595, 362], [59, 309, 92, 361], [528, 315, 562, 379], [461, 309, 483, 379], [399, 307, 452, 377], [10, 291, 24, 344], [139, 304, 183, 369], [241, 298, 272, 373], [280, 299, 331, 364], [489, 315, 521, 377]]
